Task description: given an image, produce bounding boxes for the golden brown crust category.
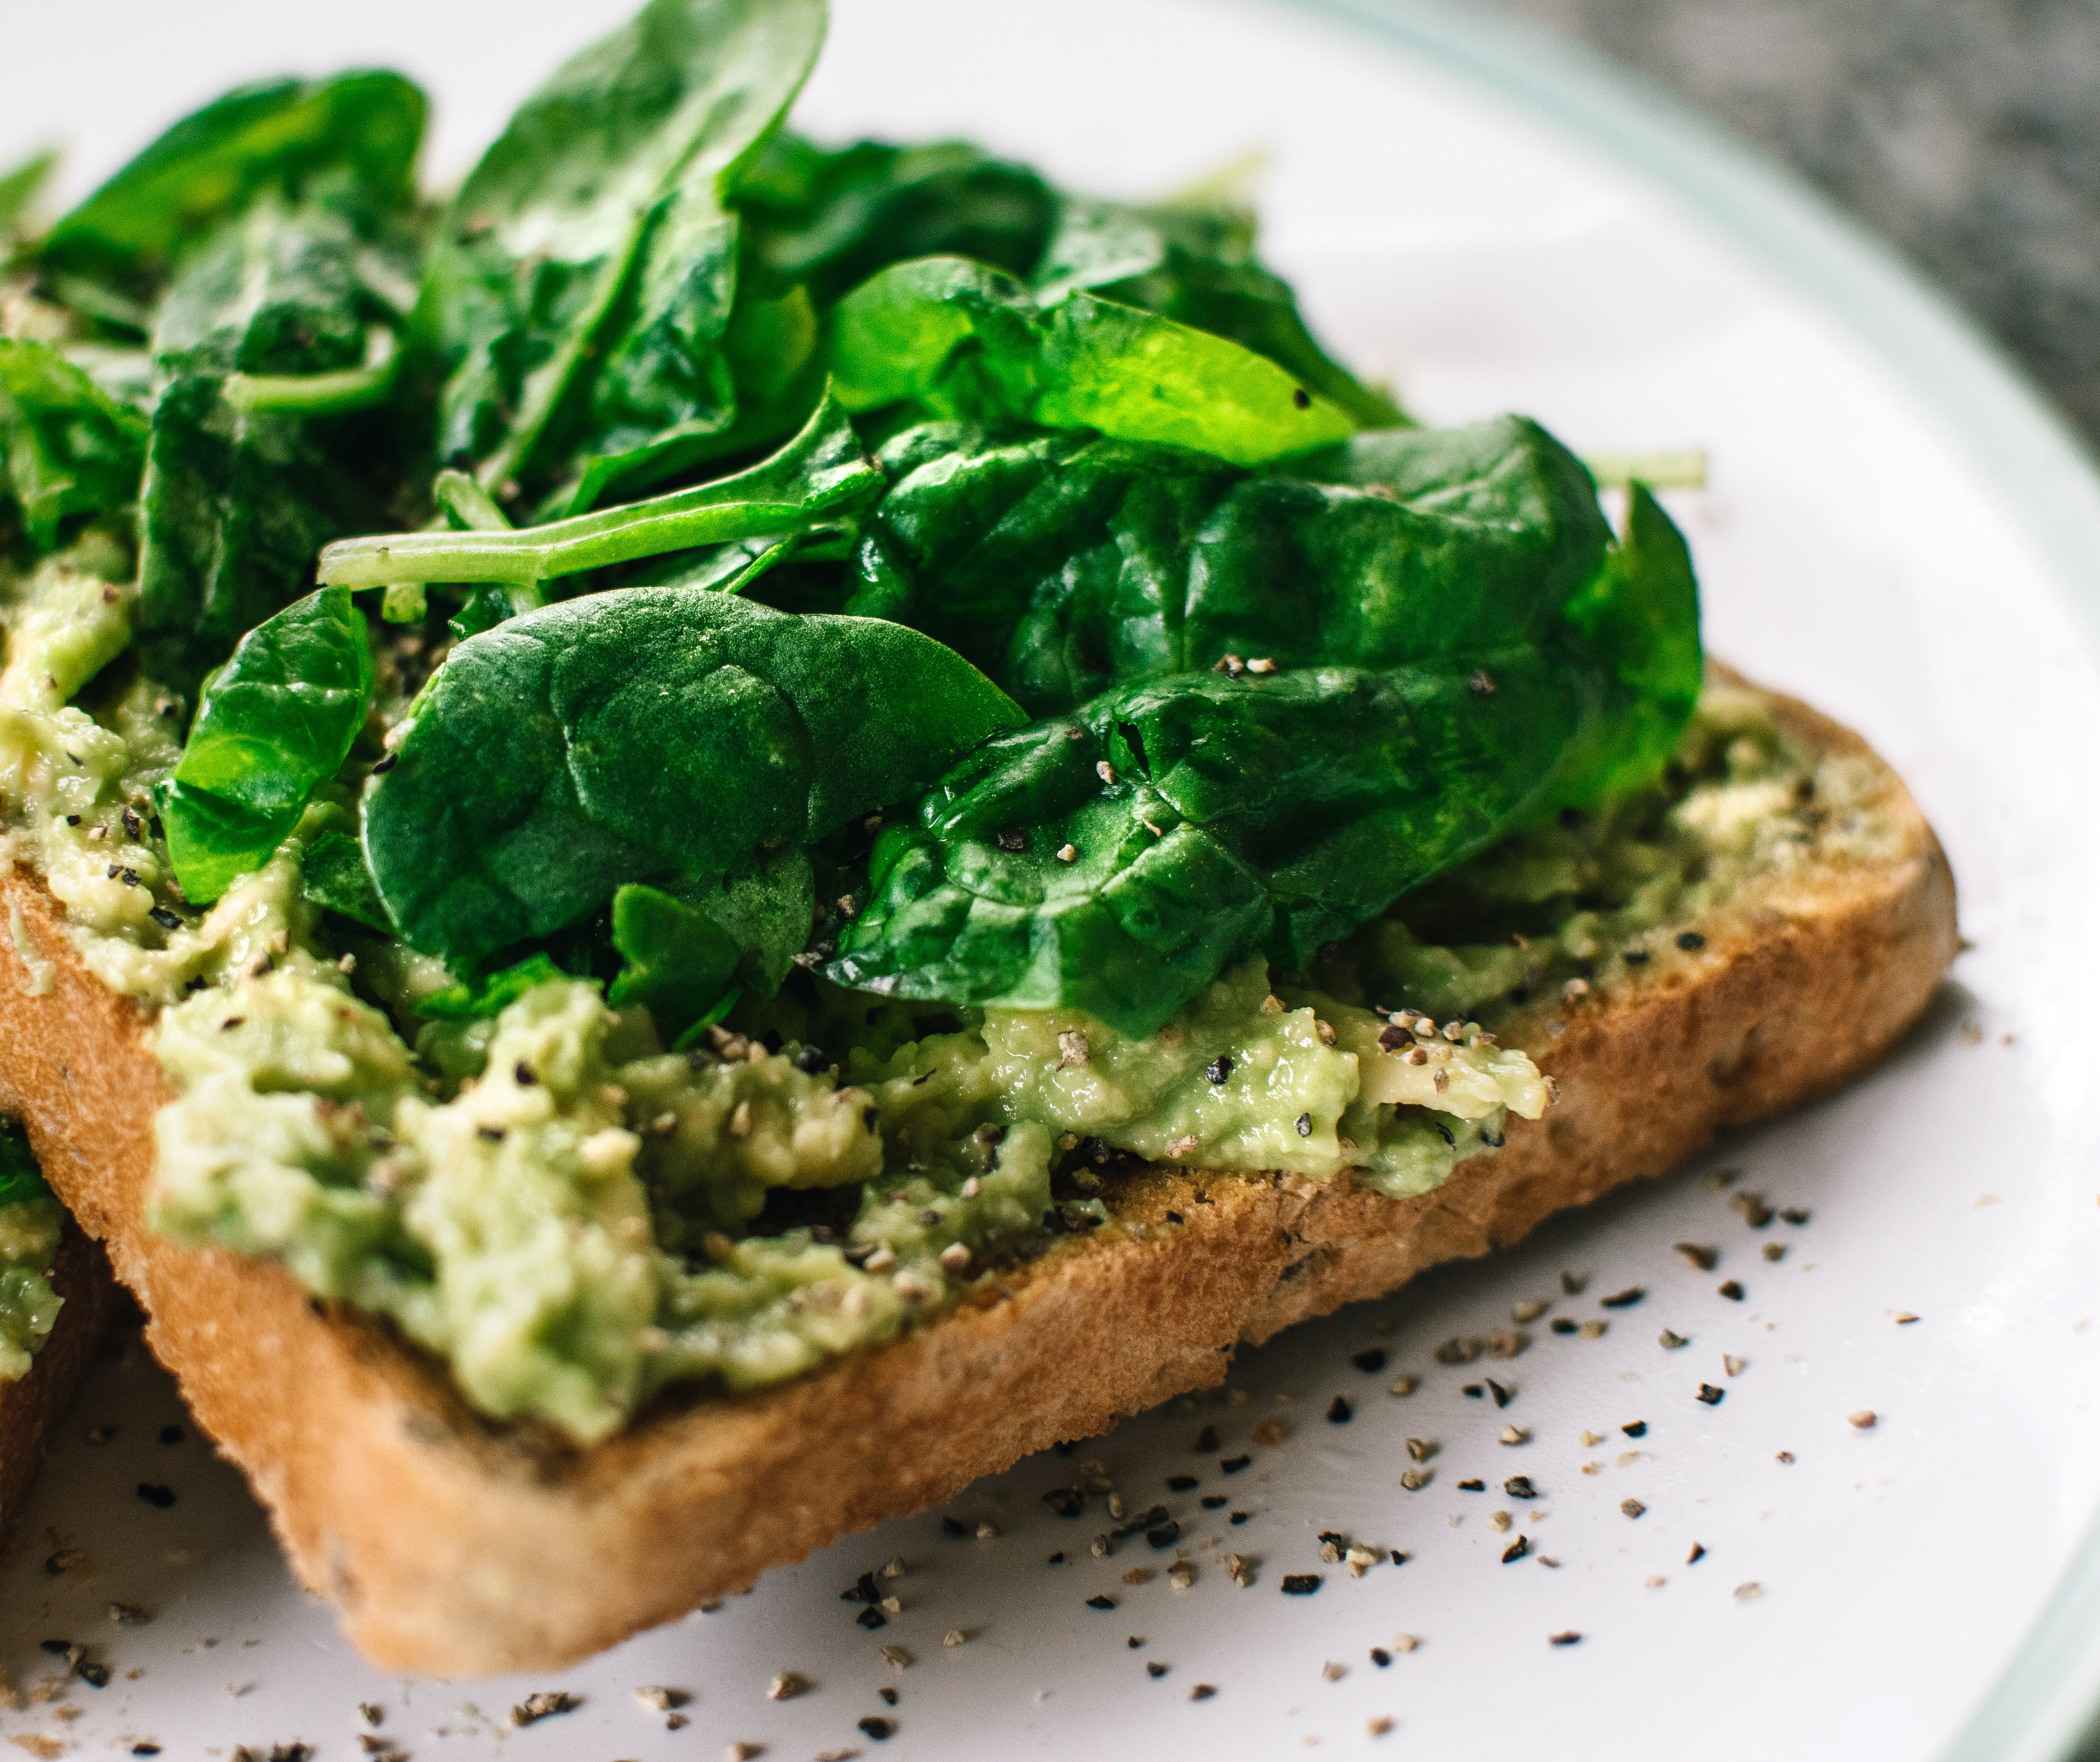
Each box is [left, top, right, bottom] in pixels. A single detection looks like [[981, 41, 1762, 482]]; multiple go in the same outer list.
[[0, 1224, 117, 1540], [0, 669, 1958, 1672]]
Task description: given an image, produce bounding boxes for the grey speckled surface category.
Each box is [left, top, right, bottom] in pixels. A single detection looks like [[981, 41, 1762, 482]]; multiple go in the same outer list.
[[1482, 0, 2100, 447]]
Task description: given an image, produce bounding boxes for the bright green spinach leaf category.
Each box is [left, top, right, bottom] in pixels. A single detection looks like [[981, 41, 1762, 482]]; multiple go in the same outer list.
[[424, 0, 825, 491], [0, 339, 150, 549], [159, 587, 374, 904], [1037, 195, 1404, 430], [608, 884, 740, 1034], [363, 588, 1023, 971], [41, 73, 425, 283], [415, 952, 569, 1021], [829, 256, 1355, 466]]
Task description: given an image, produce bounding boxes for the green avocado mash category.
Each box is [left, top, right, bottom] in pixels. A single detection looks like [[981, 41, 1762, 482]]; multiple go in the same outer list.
[[0, 1120, 63, 1382]]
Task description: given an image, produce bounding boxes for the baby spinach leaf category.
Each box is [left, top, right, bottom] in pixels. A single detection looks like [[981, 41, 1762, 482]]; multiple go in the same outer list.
[[833, 414, 1608, 714], [424, 0, 825, 491], [608, 883, 741, 1034], [1038, 195, 1404, 430], [41, 73, 425, 284], [0, 1119, 47, 1209], [319, 391, 878, 590], [301, 826, 394, 931], [363, 588, 1023, 971], [738, 134, 1056, 310], [0, 339, 149, 550], [829, 257, 1355, 467], [415, 952, 569, 1021], [829, 655, 1579, 1036], [159, 587, 374, 905], [137, 195, 410, 692]]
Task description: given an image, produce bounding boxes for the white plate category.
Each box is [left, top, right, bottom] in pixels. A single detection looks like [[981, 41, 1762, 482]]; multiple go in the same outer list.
[[6, 3, 2100, 1758]]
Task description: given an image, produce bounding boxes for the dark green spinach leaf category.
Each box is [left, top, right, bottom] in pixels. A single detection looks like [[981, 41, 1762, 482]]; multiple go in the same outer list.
[[363, 587, 1023, 971], [0, 1119, 47, 1209], [829, 257, 1355, 466], [0, 339, 149, 549], [301, 826, 394, 930], [423, 0, 824, 491], [40, 73, 424, 284], [159, 587, 374, 905]]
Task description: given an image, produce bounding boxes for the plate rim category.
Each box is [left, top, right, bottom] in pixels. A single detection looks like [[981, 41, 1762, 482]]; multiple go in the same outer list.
[[1259, 3, 2100, 1757]]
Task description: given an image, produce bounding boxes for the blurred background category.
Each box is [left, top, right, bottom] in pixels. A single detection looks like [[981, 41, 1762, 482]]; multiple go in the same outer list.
[[1494, 0, 2100, 444]]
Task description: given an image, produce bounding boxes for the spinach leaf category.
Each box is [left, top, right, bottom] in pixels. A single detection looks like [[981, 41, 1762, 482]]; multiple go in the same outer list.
[[738, 134, 1055, 309], [301, 826, 394, 931], [0, 339, 149, 550], [318, 391, 879, 591], [40, 73, 425, 284], [363, 588, 1023, 971], [831, 435, 1701, 1035], [424, 0, 825, 492], [831, 414, 1607, 714], [159, 587, 374, 905], [416, 952, 569, 1021], [829, 257, 1356, 466], [1037, 195, 1404, 430], [608, 884, 740, 1034], [137, 195, 413, 692], [0, 1119, 47, 1210]]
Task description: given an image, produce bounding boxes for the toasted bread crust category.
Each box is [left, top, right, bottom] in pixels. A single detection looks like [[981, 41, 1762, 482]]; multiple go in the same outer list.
[[0, 1223, 116, 1538], [0, 671, 1957, 1672]]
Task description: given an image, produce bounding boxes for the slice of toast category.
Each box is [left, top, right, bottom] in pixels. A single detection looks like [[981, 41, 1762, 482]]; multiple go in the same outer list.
[[0, 667, 1957, 1673], [0, 1223, 117, 1539]]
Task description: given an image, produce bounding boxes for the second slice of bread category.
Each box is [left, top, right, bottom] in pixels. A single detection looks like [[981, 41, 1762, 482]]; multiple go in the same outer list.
[[0, 668, 1957, 1673]]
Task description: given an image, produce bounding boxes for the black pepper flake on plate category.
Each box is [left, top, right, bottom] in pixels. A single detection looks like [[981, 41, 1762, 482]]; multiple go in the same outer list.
[[1352, 1347, 1389, 1372], [1087, 1595, 1117, 1611], [132, 1747, 162, 1757], [879, 1686, 898, 1706], [1687, 1542, 1707, 1564], [1048, 1552, 1067, 1564], [1676, 930, 1706, 950], [1195, 1425, 1219, 1452], [1041, 1486, 1084, 1518], [1600, 1287, 1645, 1309], [1147, 1522, 1181, 1549], [858, 1715, 897, 1740], [1230, 1511, 1251, 1525], [1550, 1318, 1578, 1335], [1457, 1479, 1485, 1492], [1463, 1383, 1484, 1398], [1502, 1536, 1531, 1563], [940, 1516, 970, 1538], [1371, 1647, 1392, 1666], [1221, 1454, 1251, 1474], [1191, 1683, 1217, 1701], [857, 1606, 888, 1629], [160, 1424, 185, 1445], [1166, 1474, 1198, 1492], [1281, 1574, 1321, 1595], [1718, 1280, 1745, 1301], [1781, 1207, 1812, 1225], [1504, 1476, 1537, 1500], [136, 1483, 176, 1509], [1148, 1661, 1169, 1678], [1549, 1630, 1582, 1647], [1201, 1494, 1229, 1510], [76, 1658, 111, 1688], [1622, 1421, 1647, 1438], [1486, 1379, 1513, 1408], [1697, 1384, 1726, 1405], [1327, 1397, 1353, 1424]]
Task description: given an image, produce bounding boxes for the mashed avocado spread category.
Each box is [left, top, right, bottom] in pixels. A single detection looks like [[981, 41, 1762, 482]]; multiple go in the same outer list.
[[0, 1120, 63, 1382]]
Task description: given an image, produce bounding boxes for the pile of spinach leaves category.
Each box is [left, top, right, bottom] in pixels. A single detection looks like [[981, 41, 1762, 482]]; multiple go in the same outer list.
[[1, 0, 1700, 1047]]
